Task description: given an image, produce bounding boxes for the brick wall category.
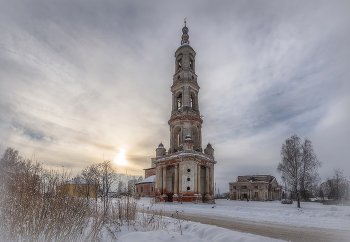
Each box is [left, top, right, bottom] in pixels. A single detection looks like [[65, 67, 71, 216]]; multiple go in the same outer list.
[[144, 167, 156, 179]]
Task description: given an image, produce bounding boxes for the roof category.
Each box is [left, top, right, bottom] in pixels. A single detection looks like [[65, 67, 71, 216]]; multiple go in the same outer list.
[[143, 167, 156, 171], [66, 177, 88, 184], [229, 175, 278, 185], [176, 43, 195, 52], [136, 175, 155, 184]]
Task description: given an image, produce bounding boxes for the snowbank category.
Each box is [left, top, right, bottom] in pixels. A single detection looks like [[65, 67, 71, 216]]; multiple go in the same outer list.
[[117, 218, 285, 242]]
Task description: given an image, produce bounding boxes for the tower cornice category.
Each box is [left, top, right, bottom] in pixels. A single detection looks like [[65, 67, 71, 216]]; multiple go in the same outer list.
[[168, 111, 203, 126], [171, 80, 200, 91]]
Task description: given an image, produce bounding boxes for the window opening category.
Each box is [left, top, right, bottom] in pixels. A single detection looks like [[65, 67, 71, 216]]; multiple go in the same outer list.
[[187, 169, 191, 172], [177, 129, 181, 148], [187, 187, 190, 190], [187, 178, 190, 181], [190, 93, 196, 110], [177, 93, 182, 110], [178, 59, 182, 70]]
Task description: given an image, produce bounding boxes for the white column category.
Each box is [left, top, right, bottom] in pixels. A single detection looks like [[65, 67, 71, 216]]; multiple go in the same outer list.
[[174, 164, 178, 194], [194, 163, 198, 194], [197, 165, 201, 195], [210, 166, 214, 196], [162, 166, 166, 195], [206, 167, 209, 195], [156, 166, 161, 195]]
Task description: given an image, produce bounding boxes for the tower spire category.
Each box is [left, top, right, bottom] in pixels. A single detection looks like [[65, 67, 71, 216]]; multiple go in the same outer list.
[[181, 19, 189, 45]]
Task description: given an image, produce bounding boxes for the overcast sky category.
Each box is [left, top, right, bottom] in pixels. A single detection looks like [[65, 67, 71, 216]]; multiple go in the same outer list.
[[1, 0, 349, 192]]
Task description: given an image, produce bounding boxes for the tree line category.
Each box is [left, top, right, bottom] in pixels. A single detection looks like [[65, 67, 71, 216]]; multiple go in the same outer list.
[[0, 147, 143, 213]]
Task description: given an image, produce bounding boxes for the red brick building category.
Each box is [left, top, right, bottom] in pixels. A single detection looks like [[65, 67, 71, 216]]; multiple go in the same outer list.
[[135, 167, 155, 197]]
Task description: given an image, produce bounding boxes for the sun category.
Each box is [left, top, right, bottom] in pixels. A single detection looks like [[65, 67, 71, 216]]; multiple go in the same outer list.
[[113, 149, 128, 166]]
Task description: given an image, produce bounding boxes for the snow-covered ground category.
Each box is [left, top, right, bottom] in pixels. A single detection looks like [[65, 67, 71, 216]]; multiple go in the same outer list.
[[108, 198, 350, 241], [116, 217, 285, 242], [137, 198, 350, 230]]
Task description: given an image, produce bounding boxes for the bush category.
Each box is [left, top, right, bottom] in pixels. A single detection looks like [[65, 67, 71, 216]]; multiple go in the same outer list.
[[0, 148, 167, 241]]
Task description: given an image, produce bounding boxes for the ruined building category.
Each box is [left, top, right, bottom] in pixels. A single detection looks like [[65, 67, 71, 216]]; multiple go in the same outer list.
[[229, 175, 282, 201], [154, 22, 216, 203]]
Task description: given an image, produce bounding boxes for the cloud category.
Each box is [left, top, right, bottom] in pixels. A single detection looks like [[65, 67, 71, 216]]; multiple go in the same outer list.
[[0, 0, 349, 192]]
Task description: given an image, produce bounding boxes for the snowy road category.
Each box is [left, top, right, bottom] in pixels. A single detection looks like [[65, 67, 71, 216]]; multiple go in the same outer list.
[[137, 198, 350, 241], [162, 211, 349, 242]]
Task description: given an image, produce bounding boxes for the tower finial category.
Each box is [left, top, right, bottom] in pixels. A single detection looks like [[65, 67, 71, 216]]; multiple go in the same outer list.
[[181, 20, 189, 45]]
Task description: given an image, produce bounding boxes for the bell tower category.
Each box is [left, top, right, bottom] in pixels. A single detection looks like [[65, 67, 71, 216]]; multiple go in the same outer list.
[[169, 21, 202, 154], [154, 21, 216, 204]]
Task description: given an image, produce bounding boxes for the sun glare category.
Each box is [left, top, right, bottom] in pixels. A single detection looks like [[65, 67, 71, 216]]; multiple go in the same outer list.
[[113, 149, 128, 166]]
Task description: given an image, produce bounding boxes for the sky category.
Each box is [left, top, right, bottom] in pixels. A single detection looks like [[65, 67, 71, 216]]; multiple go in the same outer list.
[[0, 0, 349, 192]]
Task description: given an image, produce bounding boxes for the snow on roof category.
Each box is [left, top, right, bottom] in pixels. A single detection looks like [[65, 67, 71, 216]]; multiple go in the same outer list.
[[136, 175, 155, 184], [155, 151, 216, 163]]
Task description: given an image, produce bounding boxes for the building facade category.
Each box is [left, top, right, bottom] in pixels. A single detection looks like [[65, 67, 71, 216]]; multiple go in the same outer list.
[[135, 167, 156, 197], [57, 177, 98, 199], [154, 22, 216, 203], [229, 175, 282, 201]]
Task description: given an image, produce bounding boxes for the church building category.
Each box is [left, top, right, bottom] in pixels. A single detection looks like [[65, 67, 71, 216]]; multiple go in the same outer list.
[[229, 175, 282, 201], [154, 22, 216, 203]]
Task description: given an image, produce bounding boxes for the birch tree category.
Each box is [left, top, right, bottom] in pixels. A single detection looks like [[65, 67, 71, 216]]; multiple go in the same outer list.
[[277, 134, 322, 208]]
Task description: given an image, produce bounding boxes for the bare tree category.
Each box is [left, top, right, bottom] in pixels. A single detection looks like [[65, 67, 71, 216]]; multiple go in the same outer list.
[[127, 176, 143, 195], [117, 180, 124, 195], [324, 169, 349, 201], [333, 169, 345, 200], [97, 160, 118, 213], [299, 139, 321, 201], [81, 164, 100, 201], [277, 134, 322, 208]]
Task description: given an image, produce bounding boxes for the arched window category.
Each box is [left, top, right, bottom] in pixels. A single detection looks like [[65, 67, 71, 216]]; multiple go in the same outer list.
[[173, 126, 182, 151], [177, 93, 182, 110], [177, 59, 182, 70], [189, 58, 195, 71], [190, 93, 196, 110]]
